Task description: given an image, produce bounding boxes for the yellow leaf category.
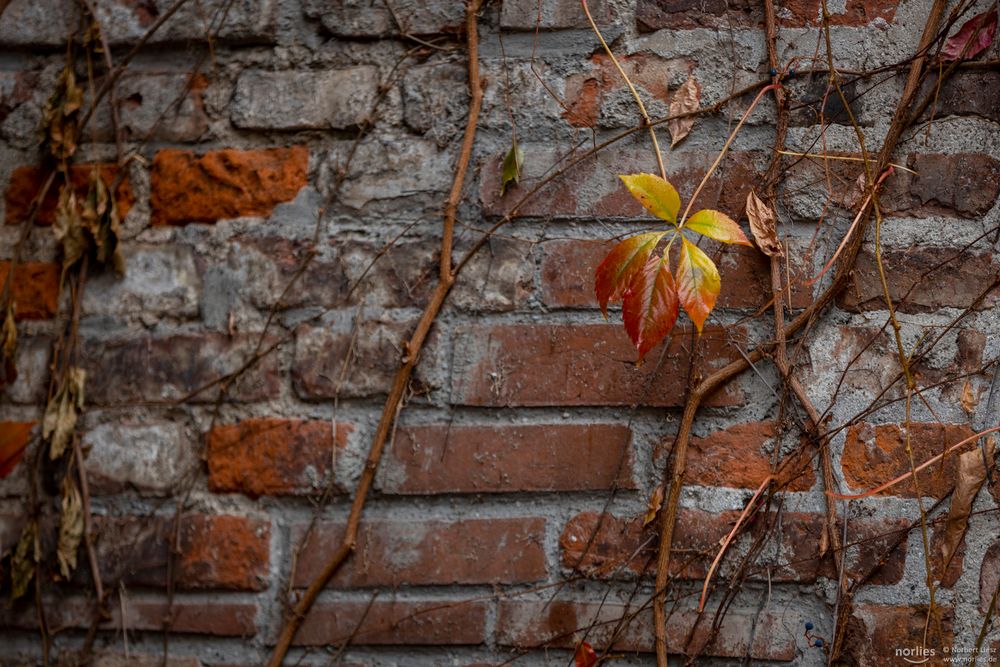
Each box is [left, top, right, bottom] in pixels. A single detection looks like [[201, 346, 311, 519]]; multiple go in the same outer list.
[[619, 173, 681, 224]]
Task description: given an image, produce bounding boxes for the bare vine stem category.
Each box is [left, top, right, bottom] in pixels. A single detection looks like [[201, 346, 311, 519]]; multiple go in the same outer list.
[[265, 2, 484, 663]]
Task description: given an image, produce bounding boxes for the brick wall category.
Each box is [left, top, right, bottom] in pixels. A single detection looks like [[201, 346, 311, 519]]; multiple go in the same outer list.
[[1, 0, 998, 665]]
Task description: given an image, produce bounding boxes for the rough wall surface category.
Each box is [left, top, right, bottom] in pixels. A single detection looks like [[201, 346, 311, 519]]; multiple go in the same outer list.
[[0, 0, 998, 665]]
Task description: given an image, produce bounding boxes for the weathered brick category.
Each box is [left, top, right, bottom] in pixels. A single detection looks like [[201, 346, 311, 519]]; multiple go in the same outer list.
[[560, 509, 906, 584], [482, 148, 761, 220], [207, 418, 351, 497], [842, 423, 978, 499], [83, 421, 194, 495], [496, 599, 797, 660], [90, 72, 209, 142], [82, 245, 200, 318], [840, 605, 952, 667], [304, 0, 461, 36], [684, 422, 816, 491], [0, 0, 276, 47], [292, 319, 411, 400], [232, 68, 377, 131], [94, 513, 270, 591], [501, 0, 610, 30], [150, 147, 308, 226], [450, 323, 744, 407], [921, 71, 1000, 123], [379, 423, 634, 494], [0, 261, 58, 320], [5, 163, 133, 226], [94, 654, 204, 667], [881, 153, 1000, 218], [402, 62, 468, 147], [1, 596, 256, 637], [636, 0, 896, 30], [838, 247, 1000, 313], [81, 333, 282, 405], [294, 599, 487, 646], [292, 518, 546, 587], [540, 239, 810, 311]]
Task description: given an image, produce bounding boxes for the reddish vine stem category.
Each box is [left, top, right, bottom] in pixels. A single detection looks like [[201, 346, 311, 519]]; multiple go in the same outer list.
[[265, 2, 483, 663], [651, 2, 951, 664]]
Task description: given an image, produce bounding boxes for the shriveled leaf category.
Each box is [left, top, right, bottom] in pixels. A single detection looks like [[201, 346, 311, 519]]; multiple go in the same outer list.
[[745, 190, 782, 256], [668, 75, 701, 148], [574, 641, 598, 667], [643, 485, 665, 527], [676, 237, 720, 332], [43, 367, 86, 460], [942, 8, 997, 61], [622, 255, 679, 363], [842, 172, 867, 211], [53, 185, 86, 275], [960, 381, 979, 415], [57, 477, 84, 579], [938, 438, 994, 572], [1, 300, 16, 386], [594, 232, 665, 317], [0, 422, 30, 479], [10, 520, 38, 601], [619, 173, 681, 224], [684, 209, 751, 246], [85, 170, 124, 274], [499, 139, 524, 197], [41, 66, 83, 161]]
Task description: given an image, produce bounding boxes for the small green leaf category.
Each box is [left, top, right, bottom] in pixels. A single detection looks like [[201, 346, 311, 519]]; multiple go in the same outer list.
[[499, 139, 524, 197], [684, 209, 751, 246], [619, 173, 681, 224]]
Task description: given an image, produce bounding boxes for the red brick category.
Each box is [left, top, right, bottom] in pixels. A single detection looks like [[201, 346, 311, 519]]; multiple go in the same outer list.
[[0, 262, 59, 320], [840, 248, 998, 314], [0, 596, 256, 637], [4, 163, 134, 226], [94, 513, 271, 591], [207, 418, 352, 497], [920, 71, 1000, 123], [150, 146, 308, 226], [292, 518, 546, 588], [495, 599, 797, 660], [0, 421, 33, 479], [81, 333, 282, 405], [562, 53, 687, 128], [981, 540, 1000, 612], [451, 323, 744, 407], [541, 240, 810, 311], [293, 599, 487, 646], [637, 0, 896, 30], [379, 423, 634, 494], [482, 149, 761, 221], [560, 509, 906, 584], [842, 423, 978, 499], [881, 153, 1000, 218], [684, 422, 816, 492], [840, 605, 952, 667]]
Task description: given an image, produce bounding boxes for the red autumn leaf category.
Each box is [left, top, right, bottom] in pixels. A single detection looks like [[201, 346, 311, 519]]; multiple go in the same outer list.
[[684, 209, 751, 246], [574, 641, 598, 667], [622, 255, 679, 363], [594, 232, 664, 317], [676, 237, 720, 333], [941, 8, 997, 61], [0, 422, 31, 479]]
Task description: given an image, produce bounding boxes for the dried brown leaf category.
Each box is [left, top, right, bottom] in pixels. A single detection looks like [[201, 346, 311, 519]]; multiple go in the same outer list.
[[960, 381, 979, 415], [57, 477, 84, 579], [745, 190, 782, 257], [938, 438, 994, 571], [54, 185, 85, 274], [643, 485, 665, 527], [43, 367, 86, 460], [843, 173, 867, 210], [42, 67, 83, 161], [10, 520, 38, 601], [668, 76, 701, 148], [1, 300, 15, 364]]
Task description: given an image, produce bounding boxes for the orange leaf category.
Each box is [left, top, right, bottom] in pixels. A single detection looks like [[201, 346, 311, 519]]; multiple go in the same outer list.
[[684, 209, 751, 246], [594, 232, 664, 317], [676, 237, 720, 332], [622, 255, 679, 363], [574, 641, 598, 667], [0, 422, 31, 479], [619, 174, 681, 224]]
